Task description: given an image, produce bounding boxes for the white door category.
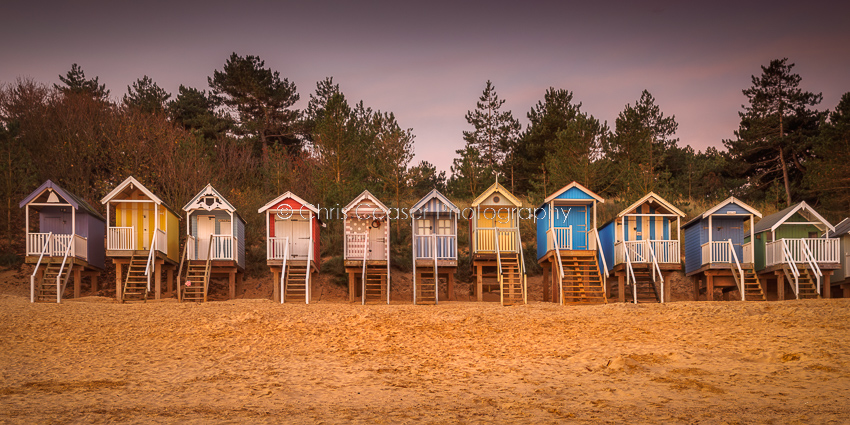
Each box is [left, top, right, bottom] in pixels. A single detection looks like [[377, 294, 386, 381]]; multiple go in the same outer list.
[[197, 215, 215, 260], [274, 218, 289, 259], [369, 221, 387, 261], [142, 205, 151, 250], [290, 218, 310, 259]]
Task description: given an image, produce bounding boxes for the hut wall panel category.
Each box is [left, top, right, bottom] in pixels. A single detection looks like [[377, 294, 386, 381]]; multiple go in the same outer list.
[[684, 223, 702, 274], [237, 217, 246, 269], [598, 221, 615, 271], [87, 214, 105, 269], [554, 187, 595, 200]]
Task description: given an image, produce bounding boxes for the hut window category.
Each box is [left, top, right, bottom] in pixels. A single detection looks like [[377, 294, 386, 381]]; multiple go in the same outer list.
[[493, 196, 500, 203], [438, 219, 452, 235]]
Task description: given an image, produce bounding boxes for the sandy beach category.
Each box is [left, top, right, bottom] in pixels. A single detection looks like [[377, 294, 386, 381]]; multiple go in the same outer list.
[[2, 285, 850, 424]]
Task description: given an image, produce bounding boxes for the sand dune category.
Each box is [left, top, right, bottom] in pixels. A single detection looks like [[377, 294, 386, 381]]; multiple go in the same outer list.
[[2, 291, 850, 424]]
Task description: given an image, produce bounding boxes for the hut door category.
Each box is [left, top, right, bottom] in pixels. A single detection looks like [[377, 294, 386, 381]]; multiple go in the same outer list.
[[142, 205, 151, 250], [290, 218, 310, 258], [369, 222, 387, 261], [197, 215, 215, 260]]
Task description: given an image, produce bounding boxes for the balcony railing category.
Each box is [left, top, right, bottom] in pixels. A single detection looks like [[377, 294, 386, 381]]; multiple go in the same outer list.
[[474, 227, 519, 253], [702, 241, 753, 265], [26, 232, 87, 260], [414, 234, 457, 260], [766, 238, 839, 266], [107, 227, 135, 251], [210, 235, 234, 260], [615, 240, 680, 265]]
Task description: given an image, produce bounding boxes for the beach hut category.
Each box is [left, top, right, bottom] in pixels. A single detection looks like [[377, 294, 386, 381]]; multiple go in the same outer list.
[[535, 182, 607, 305], [470, 181, 526, 305], [410, 189, 459, 304], [597, 192, 685, 303], [681, 197, 763, 301], [826, 218, 850, 297], [258, 191, 321, 304], [101, 176, 181, 302], [179, 184, 246, 302], [342, 190, 390, 304], [750, 201, 839, 300], [20, 180, 105, 302]]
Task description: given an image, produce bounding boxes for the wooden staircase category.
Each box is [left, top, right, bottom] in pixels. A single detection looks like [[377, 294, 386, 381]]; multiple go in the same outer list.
[[797, 266, 820, 300], [499, 253, 524, 306], [416, 269, 438, 305], [740, 266, 766, 301], [181, 261, 210, 302], [363, 265, 387, 304], [122, 255, 149, 303], [560, 252, 607, 305], [629, 268, 660, 303], [33, 260, 74, 303], [284, 263, 309, 303]]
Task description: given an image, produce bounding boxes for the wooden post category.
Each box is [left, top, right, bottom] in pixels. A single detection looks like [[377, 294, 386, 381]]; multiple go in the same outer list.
[[228, 271, 236, 299], [618, 272, 625, 303], [694, 278, 700, 301], [843, 284, 850, 298], [273, 268, 281, 302], [236, 272, 243, 299], [777, 272, 785, 301], [822, 272, 832, 299], [542, 261, 550, 302], [74, 268, 81, 298], [166, 267, 173, 296], [476, 264, 483, 302], [447, 271, 455, 301], [664, 272, 672, 302], [348, 271, 355, 302], [552, 260, 558, 303], [381, 273, 387, 303], [707, 273, 714, 301], [115, 261, 123, 301], [154, 261, 162, 300]]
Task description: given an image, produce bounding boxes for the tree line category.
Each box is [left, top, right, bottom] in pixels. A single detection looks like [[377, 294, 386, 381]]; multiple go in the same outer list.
[[1, 54, 847, 272]]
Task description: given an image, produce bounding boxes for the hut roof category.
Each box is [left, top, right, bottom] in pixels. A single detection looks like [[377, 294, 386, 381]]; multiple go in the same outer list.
[[19, 180, 105, 221]]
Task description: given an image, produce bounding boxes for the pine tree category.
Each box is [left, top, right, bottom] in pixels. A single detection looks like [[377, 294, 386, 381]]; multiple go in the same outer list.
[[808, 92, 850, 218], [55, 64, 109, 100], [724, 58, 822, 206], [123, 76, 171, 114], [168, 85, 231, 141], [463, 81, 521, 190]]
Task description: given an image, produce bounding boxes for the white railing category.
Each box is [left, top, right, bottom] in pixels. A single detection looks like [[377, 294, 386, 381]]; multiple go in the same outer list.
[[546, 227, 572, 251], [646, 240, 664, 303], [496, 228, 503, 305], [617, 240, 681, 265], [346, 233, 368, 259], [73, 235, 87, 260], [27, 233, 52, 256], [591, 229, 608, 283], [801, 240, 822, 297], [548, 228, 565, 305], [727, 239, 745, 301], [108, 227, 135, 251], [186, 235, 196, 261], [624, 243, 637, 304], [474, 227, 519, 253], [280, 238, 289, 304], [306, 234, 312, 305], [780, 240, 800, 299], [144, 231, 158, 292], [55, 238, 74, 303], [30, 232, 53, 303], [210, 235, 234, 260], [414, 234, 457, 260], [702, 241, 735, 264], [361, 232, 370, 305], [767, 238, 840, 266], [267, 237, 289, 260]]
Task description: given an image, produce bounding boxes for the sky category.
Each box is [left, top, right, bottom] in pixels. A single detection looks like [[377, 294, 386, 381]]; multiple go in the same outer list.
[[2, 0, 849, 175]]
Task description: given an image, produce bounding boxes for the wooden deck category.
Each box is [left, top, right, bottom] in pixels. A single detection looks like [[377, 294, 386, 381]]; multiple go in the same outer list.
[[107, 249, 177, 266], [610, 262, 681, 273], [415, 259, 457, 268], [686, 262, 754, 277], [26, 255, 100, 270]]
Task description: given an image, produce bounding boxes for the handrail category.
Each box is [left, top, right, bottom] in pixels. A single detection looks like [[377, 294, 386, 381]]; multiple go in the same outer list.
[[144, 230, 157, 292], [516, 228, 526, 305], [30, 232, 53, 303], [780, 239, 800, 299], [624, 243, 637, 304], [306, 233, 312, 305], [412, 228, 417, 305], [646, 239, 665, 303], [361, 232, 370, 305], [727, 239, 745, 301], [433, 235, 439, 305], [55, 236, 74, 303], [203, 237, 213, 302], [548, 228, 565, 305], [280, 237, 289, 304], [592, 228, 609, 281], [801, 239, 822, 296], [495, 228, 503, 305], [177, 237, 189, 302]]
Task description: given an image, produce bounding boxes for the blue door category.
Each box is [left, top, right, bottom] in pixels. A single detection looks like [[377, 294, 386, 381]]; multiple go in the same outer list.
[[713, 217, 743, 259], [554, 205, 587, 250]]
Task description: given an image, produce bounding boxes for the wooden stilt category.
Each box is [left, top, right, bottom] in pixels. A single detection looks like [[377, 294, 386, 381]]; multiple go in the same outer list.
[[166, 268, 173, 296], [115, 262, 123, 301], [154, 261, 162, 300], [229, 271, 236, 299], [273, 269, 281, 302], [618, 273, 625, 303], [843, 284, 850, 298], [348, 271, 356, 302], [551, 261, 558, 303], [73, 268, 81, 299], [664, 272, 672, 302], [777, 273, 785, 301], [707, 274, 714, 301], [823, 273, 832, 299], [476, 265, 483, 302], [542, 261, 550, 302], [694, 278, 701, 301], [236, 272, 243, 298], [447, 271, 455, 301]]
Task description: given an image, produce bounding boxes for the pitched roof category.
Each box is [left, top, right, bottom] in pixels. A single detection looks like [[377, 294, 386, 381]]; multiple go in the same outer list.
[[19, 180, 105, 221], [754, 201, 834, 234], [257, 191, 319, 215], [827, 217, 850, 238], [682, 196, 762, 229], [471, 181, 521, 207], [617, 191, 684, 218], [543, 181, 604, 204], [342, 190, 390, 214], [99, 176, 180, 218], [183, 184, 236, 212], [410, 189, 459, 214]]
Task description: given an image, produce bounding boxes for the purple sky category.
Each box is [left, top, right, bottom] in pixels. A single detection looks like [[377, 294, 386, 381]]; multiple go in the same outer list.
[[3, 1, 849, 174]]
